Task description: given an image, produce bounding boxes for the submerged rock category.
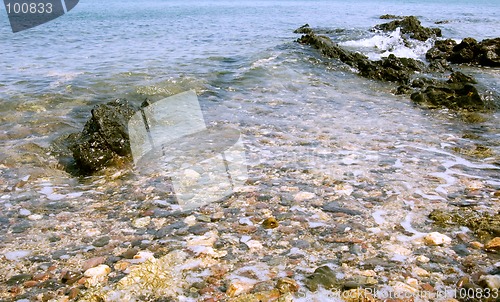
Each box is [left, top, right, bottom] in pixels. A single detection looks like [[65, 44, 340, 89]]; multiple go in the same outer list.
[[429, 209, 500, 240], [305, 266, 340, 291], [70, 99, 136, 174], [374, 16, 441, 41]]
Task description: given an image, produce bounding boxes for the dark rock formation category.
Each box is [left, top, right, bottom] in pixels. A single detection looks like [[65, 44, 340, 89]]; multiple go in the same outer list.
[[296, 25, 425, 84], [69, 99, 137, 174], [295, 19, 493, 111], [375, 16, 441, 41], [379, 14, 403, 20], [407, 71, 486, 110], [426, 37, 500, 67], [358, 54, 426, 84]]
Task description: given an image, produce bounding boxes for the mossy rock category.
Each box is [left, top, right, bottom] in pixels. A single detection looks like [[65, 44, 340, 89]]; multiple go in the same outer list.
[[429, 209, 500, 240]]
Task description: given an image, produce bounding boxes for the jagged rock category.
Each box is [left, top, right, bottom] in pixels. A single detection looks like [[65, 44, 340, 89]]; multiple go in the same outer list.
[[379, 14, 403, 20], [426, 39, 457, 61], [70, 99, 137, 174], [408, 71, 486, 110], [293, 23, 313, 34], [359, 54, 426, 84], [297, 28, 424, 84], [375, 16, 441, 41], [426, 37, 500, 67], [297, 32, 368, 70]]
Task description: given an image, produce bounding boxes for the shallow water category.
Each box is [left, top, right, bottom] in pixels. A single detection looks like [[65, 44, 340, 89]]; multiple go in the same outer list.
[[1, 0, 499, 300]]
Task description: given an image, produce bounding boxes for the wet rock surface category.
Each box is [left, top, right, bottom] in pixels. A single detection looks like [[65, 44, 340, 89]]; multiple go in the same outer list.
[[374, 16, 442, 42], [427, 37, 500, 67], [297, 26, 426, 84], [67, 99, 137, 175], [295, 16, 498, 111]]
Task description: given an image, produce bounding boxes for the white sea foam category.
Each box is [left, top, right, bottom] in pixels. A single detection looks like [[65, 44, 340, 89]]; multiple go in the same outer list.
[[339, 28, 434, 61]]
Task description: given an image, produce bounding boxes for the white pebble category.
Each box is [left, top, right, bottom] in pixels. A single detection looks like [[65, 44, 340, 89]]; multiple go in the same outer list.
[[245, 240, 263, 251], [424, 232, 452, 246], [84, 264, 111, 287], [132, 216, 151, 228], [19, 209, 31, 216], [294, 191, 316, 202], [479, 275, 500, 290], [27, 214, 43, 221], [416, 255, 430, 263], [4, 250, 31, 261]]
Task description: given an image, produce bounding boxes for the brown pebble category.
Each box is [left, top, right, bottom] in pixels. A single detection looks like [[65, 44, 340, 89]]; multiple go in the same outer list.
[[68, 287, 80, 299], [198, 286, 216, 295], [485, 237, 500, 250], [235, 224, 257, 234], [262, 217, 279, 229], [121, 248, 139, 259], [421, 283, 435, 292], [82, 256, 107, 271], [61, 271, 82, 285], [276, 278, 299, 293], [469, 241, 483, 249], [494, 190, 500, 197], [23, 280, 38, 288], [33, 273, 50, 282], [457, 276, 470, 288], [114, 260, 131, 271]]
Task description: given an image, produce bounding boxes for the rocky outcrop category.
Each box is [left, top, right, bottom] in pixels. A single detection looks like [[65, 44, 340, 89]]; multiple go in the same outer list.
[[69, 99, 137, 174], [375, 16, 441, 41], [427, 37, 500, 67], [405, 72, 486, 111], [296, 25, 425, 84], [295, 17, 495, 111]]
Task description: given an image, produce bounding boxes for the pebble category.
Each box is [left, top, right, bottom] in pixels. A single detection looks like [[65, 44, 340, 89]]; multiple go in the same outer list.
[[484, 237, 500, 250], [479, 275, 500, 290], [121, 248, 139, 259], [184, 215, 197, 226], [276, 278, 299, 294], [27, 214, 43, 221], [262, 217, 279, 229], [6, 274, 32, 285], [424, 232, 452, 246], [18, 208, 31, 217], [413, 266, 430, 277], [92, 236, 110, 247], [244, 240, 263, 251], [416, 255, 430, 263], [305, 266, 339, 291], [83, 256, 107, 271], [291, 240, 310, 249], [4, 250, 31, 261], [188, 223, 210, 235], [391, 281, 419, 294], [10, 221, 31, 233], [469, 241, 483, 249], [226, 279, 255, 297], [197, 214, 211, 223], [83, 264, 111, 287], [294, 191, 316, 202], [132, 216, 151, 228]]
